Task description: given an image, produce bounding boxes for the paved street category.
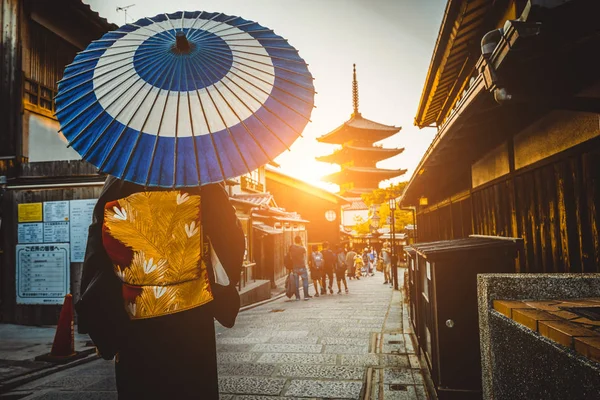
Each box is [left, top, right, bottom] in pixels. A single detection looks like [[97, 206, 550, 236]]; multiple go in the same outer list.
[[3, 269, 427, 399]]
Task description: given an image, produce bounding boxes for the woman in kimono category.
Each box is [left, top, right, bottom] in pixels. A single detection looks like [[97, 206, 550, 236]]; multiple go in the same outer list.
[[79, 176, 245, 399]]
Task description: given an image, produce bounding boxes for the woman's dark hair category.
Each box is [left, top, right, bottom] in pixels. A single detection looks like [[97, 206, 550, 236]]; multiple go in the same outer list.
[[312, 244, 318, 251]]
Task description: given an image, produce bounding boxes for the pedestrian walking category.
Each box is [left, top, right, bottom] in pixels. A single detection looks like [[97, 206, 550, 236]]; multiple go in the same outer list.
[[289, 235, 311, 300], [368, 247, 377, 276], [308, 245, 324, 297], [79, 176, 245, 399], [382, 243, 392, 285], [321, 241, 336, 294], [354, 251, 364, 279], [345, 247, 357, 280], [361, 248, 370, 277], [335, 246, 349, 294]]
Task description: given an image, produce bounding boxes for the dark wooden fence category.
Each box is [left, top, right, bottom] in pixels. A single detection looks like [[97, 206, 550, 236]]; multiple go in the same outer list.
[[417, 146, 600, 274]]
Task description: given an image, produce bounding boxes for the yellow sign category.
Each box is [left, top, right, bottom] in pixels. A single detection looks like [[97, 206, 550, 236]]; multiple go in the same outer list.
[[18, 203, 43, 222]]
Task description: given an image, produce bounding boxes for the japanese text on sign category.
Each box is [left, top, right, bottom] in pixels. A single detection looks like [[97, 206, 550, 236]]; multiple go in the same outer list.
[[16, 244, 70, 305]]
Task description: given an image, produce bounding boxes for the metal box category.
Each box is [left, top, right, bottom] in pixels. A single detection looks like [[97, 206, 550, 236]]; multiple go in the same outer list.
[[407, 235, 522, 400]]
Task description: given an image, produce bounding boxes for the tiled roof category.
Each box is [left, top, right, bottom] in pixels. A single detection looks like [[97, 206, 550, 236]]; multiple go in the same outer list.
[[76, 0, 119, 30], [322, 167, 407, 184], [317, 114, 401, 145], [342, 198, 368, 211], [316, 146, 404, 164], [232, 193, 274, 207]]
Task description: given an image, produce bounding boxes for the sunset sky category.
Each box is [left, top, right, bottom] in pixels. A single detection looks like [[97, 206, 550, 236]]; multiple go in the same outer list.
[[85, 0, 446, 192]]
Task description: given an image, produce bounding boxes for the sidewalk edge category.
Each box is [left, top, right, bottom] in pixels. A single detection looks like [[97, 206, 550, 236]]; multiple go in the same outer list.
[[0, 349, 98, 394]]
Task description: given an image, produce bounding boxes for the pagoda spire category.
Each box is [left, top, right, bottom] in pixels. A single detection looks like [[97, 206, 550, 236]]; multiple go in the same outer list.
[[352, 64, 361, 117]]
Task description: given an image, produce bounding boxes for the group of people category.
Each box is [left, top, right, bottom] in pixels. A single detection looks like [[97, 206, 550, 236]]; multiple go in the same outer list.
[[286, 236, 395, 301]]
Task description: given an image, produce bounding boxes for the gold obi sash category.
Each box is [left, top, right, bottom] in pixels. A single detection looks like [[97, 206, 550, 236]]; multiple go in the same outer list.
[[102, 191, 213, 320]]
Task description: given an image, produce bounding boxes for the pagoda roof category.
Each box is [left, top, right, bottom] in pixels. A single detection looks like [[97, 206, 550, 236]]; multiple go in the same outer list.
[[316, 145, 404, 164], [322, 167, 407, 185], [317, 114, 401, 145]]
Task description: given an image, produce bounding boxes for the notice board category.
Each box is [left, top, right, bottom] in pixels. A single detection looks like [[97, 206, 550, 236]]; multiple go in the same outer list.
[[16, 244, 70, 305]]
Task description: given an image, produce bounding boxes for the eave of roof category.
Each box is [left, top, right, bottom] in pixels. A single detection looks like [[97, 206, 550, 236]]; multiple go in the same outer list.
[[76, 0, 118, 31], [322, 167, 407, 184], [265, 166, 350, 205], [316, 146, 404, 164], [317, 114, 401, 144], [414, 0, 496, 128], [402, 74, 487, 206]]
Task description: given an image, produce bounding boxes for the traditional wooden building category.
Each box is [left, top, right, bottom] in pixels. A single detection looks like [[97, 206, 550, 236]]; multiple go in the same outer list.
[[0, 0, 116, 325], [316, 65, 406, 196], [265, 166, 349, 247], [401, 0, 600, 273]]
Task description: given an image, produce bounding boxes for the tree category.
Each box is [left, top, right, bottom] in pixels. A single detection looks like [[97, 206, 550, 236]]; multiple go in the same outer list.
[[361, 182, 408, 207], [353, 215, 371, 235], [360, 182, 414, 230]]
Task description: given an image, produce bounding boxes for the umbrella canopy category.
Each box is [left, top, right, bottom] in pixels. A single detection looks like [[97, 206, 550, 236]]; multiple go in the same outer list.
[[55, 11, 314, 188]]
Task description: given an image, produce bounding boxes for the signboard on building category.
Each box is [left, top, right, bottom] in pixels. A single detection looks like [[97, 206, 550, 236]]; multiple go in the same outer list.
[[18, 203, 43, 222], [43, 221, 70, 243], [17, 223, 44, 243], [16, 244, 70, 305], [43, 201, 70, 222], [69, 199, 96, 262]]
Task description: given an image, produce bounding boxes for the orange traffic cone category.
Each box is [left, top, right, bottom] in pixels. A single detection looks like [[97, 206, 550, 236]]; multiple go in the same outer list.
[[36, 294, 85, 363], [50, 294, 76, 358]]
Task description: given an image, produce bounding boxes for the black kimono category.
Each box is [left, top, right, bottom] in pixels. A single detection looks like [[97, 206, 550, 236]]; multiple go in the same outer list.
[[79, 176, 245, 399]]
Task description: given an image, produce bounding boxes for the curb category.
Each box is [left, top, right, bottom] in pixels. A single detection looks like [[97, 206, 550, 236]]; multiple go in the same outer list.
[[0, 348, 98, 394], [240, 290, 287, 312]]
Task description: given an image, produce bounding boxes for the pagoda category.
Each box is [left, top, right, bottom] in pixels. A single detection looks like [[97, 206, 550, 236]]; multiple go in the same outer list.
[[316, 65, 406, 197]]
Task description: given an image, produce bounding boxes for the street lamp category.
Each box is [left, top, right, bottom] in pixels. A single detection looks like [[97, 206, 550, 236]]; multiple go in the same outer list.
[[389, 198, 398, 290]]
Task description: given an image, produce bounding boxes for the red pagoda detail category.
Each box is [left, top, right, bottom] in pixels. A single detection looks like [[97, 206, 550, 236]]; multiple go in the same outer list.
[[316, 64, 406, 196]]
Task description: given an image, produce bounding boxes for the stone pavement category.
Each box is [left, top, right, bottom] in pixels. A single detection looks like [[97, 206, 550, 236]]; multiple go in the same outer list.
[[2, 268, 428, 399]]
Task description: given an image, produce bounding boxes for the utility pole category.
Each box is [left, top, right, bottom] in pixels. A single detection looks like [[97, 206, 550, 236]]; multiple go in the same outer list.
[[116, 4, 135, 24]]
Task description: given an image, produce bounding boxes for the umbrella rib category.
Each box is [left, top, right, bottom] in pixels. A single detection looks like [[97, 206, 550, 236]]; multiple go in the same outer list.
[[225, 37, 289, 42], [94, 49, 173, 171], [60, 48, 139, 70], [198, 50, 314, 119], [56, 50, 168, 120], [184, 11, 207, 38], [117, 55, 179, 182], [164, 12, 180, 34], [110, 30, 172, 43], [230, 49, 308, 66], [197, 47, 314, 92], [76, 42, 170, 55], [186, 13, 225, 43], [172, 55, 184, 187], [194, 42, 311, 73], [182, 58, 203, 185], [144, 52, 181, 186], [228, 44, 299, 53], [144, 19, 176, 40], [69, 52, 172, 151], [56, 50, 164, 101], [204, 21, 255, 37], [186, 60, 227, 181], [218, 29, 274, 39], [186, 56, 252, 175], [197, 51, 310, 136], [57, 68, 139, 130], [198, 52, 272, 162], [58, 46, 168, 86], [188, 15, 238, 42]]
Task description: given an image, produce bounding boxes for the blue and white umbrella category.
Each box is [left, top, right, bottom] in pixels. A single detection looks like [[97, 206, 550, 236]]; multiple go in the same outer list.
[[55, 11, 315, 187]]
